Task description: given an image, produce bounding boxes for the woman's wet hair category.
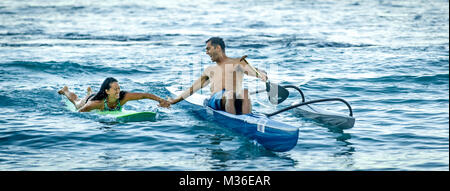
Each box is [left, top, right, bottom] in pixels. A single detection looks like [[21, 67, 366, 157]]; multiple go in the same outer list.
[[91, 77, 126, 101]]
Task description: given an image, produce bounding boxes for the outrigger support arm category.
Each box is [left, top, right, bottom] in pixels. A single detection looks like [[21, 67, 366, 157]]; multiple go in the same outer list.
[[265, 98, 354, 117], [250, 85, 305, 104], [282, 85, 305, 103], [252, 84, 353, 117]]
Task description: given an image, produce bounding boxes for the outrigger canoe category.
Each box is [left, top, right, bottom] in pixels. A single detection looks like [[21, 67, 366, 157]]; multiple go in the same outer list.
[[167, 87, 299, 152]]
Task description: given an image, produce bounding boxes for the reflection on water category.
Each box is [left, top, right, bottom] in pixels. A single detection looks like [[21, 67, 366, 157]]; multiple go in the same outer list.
[[206, 139, 298, 170]]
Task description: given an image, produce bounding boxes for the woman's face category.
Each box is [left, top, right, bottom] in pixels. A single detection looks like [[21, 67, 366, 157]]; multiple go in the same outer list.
[[105, 82, 120, 99]]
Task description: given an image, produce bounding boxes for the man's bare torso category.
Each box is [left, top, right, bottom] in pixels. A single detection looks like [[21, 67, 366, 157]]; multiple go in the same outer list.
[[203, 58, 247, 96]]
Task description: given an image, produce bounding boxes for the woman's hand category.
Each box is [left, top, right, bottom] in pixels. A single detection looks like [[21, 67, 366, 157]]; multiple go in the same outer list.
[[158, 99, 171, 108]]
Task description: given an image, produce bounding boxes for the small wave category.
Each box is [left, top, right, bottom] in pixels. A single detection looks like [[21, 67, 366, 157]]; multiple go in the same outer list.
[[0, 89, 66, 112], [0, 130, 41, 147], [69, 6, 85, 10], [285, 40, 372, 48], [379, 98, 449, 105], [0, 29, 45, 36], [379, 1, 408, 8], [363, 74, 449, 85], [12, 5, 86, 15], [57, 32, 173, 42], [0, 94, 36, 108], [59, 33, 131, 41], [247, 21, 268, 28], [0, 11, 15, 15], [380, 133, 446, 143], [414, 15, 422, 20], [414, 74, 449, 84], [316, 42, 372, 48], [238, 43, 268, 49], [0, 95, 20, 107], [1, 61, 151, 76], [324, 73, 449, 85], [1, 43, 53, 47], [410, 162, 449, 170], [2, 61, 97, 75], [0, 129, 79, 150]]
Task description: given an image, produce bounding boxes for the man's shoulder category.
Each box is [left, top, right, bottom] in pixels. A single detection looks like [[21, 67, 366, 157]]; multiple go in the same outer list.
[[204, 64, 219, 71], [227, 57, 243, 63], [202, 65, 218, 76]]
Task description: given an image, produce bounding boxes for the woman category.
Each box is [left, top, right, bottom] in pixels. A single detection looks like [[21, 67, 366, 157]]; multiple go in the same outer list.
[[58, 77, 170, 112]]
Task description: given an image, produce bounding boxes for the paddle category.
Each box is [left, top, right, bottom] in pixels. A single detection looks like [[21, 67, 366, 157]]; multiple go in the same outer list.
[[240, 55, 289, 105]]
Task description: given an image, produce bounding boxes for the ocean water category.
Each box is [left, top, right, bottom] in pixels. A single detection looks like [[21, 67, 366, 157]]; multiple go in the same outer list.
[[0, 0, 448, 171]]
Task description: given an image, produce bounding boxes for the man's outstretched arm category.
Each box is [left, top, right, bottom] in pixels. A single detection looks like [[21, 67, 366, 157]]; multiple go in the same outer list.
[[169, 75, 209, 104]]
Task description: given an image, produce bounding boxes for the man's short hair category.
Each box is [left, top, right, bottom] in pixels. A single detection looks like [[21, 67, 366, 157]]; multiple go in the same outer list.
[[206, 37, 225, 52]]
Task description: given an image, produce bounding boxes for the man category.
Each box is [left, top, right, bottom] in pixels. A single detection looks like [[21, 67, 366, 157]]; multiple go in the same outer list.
[[168, 37, 268, 115]]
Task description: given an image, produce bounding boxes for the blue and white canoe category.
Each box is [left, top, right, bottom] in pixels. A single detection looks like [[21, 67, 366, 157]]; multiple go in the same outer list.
[[167, 87, 299, 152]]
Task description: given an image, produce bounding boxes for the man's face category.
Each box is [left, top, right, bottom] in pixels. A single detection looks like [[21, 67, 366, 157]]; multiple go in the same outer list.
[[206, 41, 220, 62]]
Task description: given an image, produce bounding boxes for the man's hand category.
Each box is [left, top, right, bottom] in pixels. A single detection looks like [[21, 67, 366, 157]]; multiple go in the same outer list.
[[167, 97, 176, 105], [240, 55, 268, 82], [259, 70, 268, 82]]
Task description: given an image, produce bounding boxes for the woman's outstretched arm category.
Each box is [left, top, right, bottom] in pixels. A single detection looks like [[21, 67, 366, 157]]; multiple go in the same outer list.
[[122, 92, 170, 108]]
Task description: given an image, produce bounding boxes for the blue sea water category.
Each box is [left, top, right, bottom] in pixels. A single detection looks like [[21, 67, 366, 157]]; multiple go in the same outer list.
[[0, 0, 448, 171]]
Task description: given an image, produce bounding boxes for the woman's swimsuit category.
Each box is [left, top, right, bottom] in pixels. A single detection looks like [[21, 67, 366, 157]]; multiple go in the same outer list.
[[103, 98, 122, 111], [85, 94, 96, 104], [84, 94, 122, 111]]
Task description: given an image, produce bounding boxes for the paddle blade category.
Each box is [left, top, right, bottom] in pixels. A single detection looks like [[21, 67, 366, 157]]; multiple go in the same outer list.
[[266, 82, 289, 105]]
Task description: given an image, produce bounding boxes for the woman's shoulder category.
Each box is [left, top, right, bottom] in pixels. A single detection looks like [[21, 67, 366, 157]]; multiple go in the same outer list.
[[79, 99, 104, 112], [87, 99, 104, 105], [89, 98, 103, 102]]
